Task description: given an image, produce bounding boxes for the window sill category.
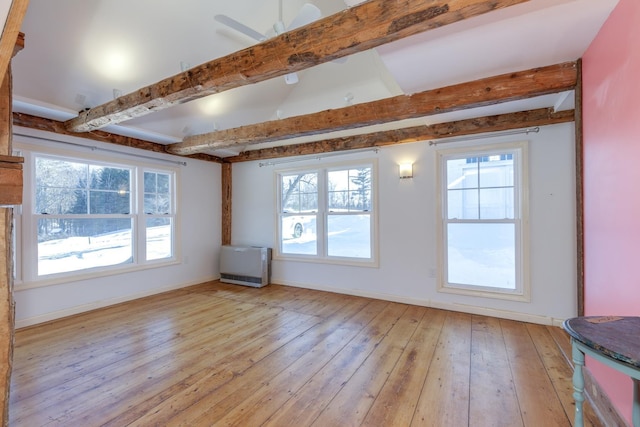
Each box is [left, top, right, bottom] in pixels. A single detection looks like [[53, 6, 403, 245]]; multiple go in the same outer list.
[[273, 253, 379, 269], [14, 258, 181, 291], [437, 283, 531, 302]]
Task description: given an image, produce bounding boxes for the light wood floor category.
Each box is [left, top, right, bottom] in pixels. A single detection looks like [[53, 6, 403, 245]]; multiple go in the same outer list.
[[9, 281, 603, 426]]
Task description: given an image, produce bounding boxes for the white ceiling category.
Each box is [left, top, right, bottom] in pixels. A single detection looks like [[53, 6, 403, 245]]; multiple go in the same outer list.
[[11, 0, 619, 157]]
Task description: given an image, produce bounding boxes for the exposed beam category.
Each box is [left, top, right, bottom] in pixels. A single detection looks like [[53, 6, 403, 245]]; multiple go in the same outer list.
[[224, 108, 574, 163], [64, 0, 530, 133], [0, 0, 29, 80], [12, 113, 223, 163], [170, 61, 577, 155]]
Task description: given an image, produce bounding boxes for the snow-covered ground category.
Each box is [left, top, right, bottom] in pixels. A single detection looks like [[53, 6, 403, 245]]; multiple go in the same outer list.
[[38, 225, 171, 276]]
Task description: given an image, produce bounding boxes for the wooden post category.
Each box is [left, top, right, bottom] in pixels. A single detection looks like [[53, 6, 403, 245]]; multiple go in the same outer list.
[[0, 64, 15, 427], [574, 59, 584, 316], [221, 163, 232, 246], [0, 1, 30, 421]]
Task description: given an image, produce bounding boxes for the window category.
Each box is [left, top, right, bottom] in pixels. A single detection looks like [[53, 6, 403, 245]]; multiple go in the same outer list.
[[144, 171, 174, 261], [437, 142, 529, 300], [276, 161, 376, 264], [17, 150, 177, 283]]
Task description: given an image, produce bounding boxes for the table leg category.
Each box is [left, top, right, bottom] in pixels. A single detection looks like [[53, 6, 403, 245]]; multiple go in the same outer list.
[[633, 378, 639, 427], [572, 340, 585, 427]]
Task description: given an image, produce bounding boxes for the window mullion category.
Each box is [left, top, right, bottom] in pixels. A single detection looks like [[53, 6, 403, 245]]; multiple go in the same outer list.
[[318, 169, 327, 258], [136, 167, 144, 263]]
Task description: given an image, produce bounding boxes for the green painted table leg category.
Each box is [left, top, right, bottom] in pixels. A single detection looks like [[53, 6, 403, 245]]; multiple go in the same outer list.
[[633, 379, 639, 427], [572, 340, 585, 427]]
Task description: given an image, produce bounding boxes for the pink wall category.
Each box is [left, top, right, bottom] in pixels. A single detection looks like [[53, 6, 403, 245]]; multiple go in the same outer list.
[[582, 0, 640, 423]]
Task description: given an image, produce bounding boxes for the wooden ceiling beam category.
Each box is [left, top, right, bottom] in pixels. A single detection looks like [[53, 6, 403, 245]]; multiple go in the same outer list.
[[0, 0, 29, 77], [12, 113, 223, 163], [64, 0, 530, 133], [224, 107, 574, 163], [168, 61, 577, 155]]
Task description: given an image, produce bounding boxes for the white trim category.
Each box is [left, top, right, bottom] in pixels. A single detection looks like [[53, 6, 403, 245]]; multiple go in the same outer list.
[[15, 275, 218, 329], [273, 278, 566, 327], [14, 259, 181, 290]]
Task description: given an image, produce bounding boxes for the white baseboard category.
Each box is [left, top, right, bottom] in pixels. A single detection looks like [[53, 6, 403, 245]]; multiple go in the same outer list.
[[15, 276, 218, 329], [274, 278, 567, 326]]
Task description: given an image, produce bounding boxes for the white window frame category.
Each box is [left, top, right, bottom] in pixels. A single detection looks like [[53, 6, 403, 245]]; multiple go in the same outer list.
[[14, 143, 179, 287], [436, 141, 530, 301], [274, 159, 378, 266]]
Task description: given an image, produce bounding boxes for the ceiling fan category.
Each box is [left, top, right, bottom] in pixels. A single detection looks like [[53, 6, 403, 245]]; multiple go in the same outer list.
[[215, 1, 322, 84]]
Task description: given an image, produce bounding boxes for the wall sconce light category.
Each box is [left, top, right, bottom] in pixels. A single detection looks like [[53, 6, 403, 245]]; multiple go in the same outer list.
[[399, 162, 413, 179]]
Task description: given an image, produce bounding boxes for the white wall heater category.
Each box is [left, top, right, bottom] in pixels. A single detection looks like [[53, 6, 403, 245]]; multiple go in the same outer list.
[[219, 245, 271, 288]]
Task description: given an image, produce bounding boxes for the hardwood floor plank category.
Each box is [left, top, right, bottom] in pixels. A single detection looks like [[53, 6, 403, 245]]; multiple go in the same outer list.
[[188, 300, 404, 426], [204, 302, 410, 426], [11, 298, 308, 425], [527, 324, 604, 427], [11, 292, 231, 400], [469, 315, 523, 427], [361, 307, 447, 427], [98, 311, 324, 427], [83, 306, 320, 427], [8, 281, 604, 426], [411, 311, 472, 427], [11, 295, 256, 401], [132, 298, 385, 426], [548, 325, 573, 367], [261, 300, 406, 427], [501, 319, 571, 426], [309, 305, 424, 427]]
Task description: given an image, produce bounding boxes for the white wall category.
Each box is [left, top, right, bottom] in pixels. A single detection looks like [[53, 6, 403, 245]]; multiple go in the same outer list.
[[232, 123, 577, 325], [12, 128, 221, 328]]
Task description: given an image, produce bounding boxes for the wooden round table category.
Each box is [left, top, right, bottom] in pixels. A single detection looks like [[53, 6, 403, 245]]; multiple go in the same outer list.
[[563, 316, 640, 427]]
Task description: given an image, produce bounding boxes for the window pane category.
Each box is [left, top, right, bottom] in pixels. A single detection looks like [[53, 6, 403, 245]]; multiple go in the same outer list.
[[90, 190, 130, 214], [479, 158, 514, 187], [146, 217, 172, 261], [36, 158, 86, 189], [327, 214, 371, 258], [35, 158, 89, 214], [448, 189, 479, 220], [447, 223, 516, 289], [144, 194, 157, 214], [36, 187, 87, 214], [281, 215, 317, 255], [144, 171, 172, 214], [90, 166, 130, 191], [447, 158, 477, 189], [328, 167, 372, 212], [144, 171, 157, 193], [479, 188, 514, 219], [38, 218, 133, 276], [281, 173, 317, 213], [157, 174, 169, 192]]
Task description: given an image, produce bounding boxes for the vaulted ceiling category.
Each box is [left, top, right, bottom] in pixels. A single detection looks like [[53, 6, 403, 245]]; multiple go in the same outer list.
[[11, 0, 618, 160]]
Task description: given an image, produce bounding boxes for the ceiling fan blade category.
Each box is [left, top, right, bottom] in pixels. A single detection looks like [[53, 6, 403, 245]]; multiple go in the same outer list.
[[214, 14, 266, 42], [287, 3, 321, 30]]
